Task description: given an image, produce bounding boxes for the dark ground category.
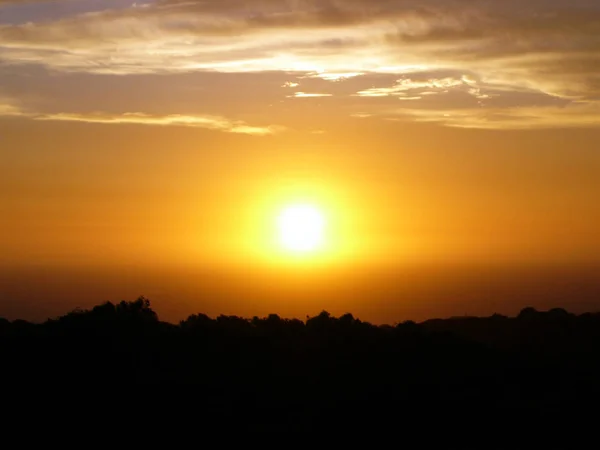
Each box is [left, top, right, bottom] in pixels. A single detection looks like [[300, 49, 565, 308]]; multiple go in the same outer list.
[[2, 297, 599, 438]]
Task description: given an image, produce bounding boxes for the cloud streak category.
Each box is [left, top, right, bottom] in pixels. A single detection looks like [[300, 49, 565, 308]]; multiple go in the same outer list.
[[0, 102, 284, 135], [290, 92, 332, 98], [387, 101, 600, 130], [0, 95, 24, 116], [36, 112, 284, 135], [0, 102, 21, 116]]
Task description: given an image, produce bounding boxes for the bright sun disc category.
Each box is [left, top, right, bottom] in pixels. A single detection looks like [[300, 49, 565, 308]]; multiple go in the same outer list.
[[277, 204, 325, 253]]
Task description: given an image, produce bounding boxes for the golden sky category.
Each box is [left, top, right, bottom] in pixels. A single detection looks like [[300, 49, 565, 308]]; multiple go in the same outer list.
[[1, 0, 600, 322]]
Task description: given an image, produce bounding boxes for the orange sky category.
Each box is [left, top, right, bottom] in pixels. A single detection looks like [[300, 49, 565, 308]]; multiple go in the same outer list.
[[1, 0, 600, 322]]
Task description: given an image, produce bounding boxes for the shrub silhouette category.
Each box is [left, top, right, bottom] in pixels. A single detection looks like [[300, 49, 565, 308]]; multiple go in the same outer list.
[[2, 297, 600, 432]]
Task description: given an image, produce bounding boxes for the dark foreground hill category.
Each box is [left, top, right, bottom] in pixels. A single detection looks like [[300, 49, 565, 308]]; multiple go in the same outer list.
[[2, 297, 600, 434]]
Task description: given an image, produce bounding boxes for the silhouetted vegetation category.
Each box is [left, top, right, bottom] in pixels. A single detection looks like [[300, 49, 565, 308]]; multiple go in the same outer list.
[[3, 297, 600, 432]]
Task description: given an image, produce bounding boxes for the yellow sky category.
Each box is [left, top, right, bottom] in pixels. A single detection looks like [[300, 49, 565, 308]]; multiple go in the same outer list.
[[1, 0, 600, 322]]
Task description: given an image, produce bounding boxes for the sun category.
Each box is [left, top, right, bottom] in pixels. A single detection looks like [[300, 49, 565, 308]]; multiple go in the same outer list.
[[277, 204, 325, 253]]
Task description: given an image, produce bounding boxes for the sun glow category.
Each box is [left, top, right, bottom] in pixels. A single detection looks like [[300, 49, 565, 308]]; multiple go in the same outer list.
[[277, 204, 325, 253], [232, 180, 362, 267]]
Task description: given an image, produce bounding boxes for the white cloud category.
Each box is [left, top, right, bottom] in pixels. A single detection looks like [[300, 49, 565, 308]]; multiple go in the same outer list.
[[289, 92, 332, 98], [308, 72, 364, 81], [356, 77, 464, 97]]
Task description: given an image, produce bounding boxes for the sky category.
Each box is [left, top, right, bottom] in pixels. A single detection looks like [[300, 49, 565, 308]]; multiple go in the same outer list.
[[1, 0, 600, 323]]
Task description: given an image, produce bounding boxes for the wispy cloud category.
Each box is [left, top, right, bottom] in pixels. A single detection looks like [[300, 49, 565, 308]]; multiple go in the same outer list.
[[0, 96, 24, 116], [1, 0, 597, 90], [36, 112, 285, 135], [356, 77, 464, 98], [308, 72, 364, 82], [0, 0, 599, 128], [289, 92, 332, 98], [388, 101, 600, 130]]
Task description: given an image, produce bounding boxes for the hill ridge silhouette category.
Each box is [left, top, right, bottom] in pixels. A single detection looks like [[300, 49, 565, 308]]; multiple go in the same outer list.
[[3, 296, 600, 432]]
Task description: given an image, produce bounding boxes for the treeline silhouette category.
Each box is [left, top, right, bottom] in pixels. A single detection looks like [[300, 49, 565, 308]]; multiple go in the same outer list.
[[2, 297, 600, 431]]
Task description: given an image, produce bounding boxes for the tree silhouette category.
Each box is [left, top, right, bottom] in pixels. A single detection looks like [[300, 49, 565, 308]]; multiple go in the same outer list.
[[2, 298, 600, 434]]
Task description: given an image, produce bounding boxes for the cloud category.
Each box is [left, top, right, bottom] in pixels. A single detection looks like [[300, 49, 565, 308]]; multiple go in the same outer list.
[[307, 72, 364, 81], [35, 112, 285, 135], [289, 92, 332, 98], [0, 102, 22, 115], [356, 76, 464, 97], [0, 96, 24, 116], [0, 0, 599, 128], [1, 0, 598, 95], [388, 101, 600, 130], [0, 87, 285, 134]]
